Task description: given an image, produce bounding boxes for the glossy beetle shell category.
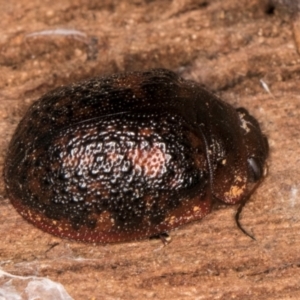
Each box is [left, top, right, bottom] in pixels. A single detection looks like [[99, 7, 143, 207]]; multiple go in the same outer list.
[[4, 69, 268, 243]]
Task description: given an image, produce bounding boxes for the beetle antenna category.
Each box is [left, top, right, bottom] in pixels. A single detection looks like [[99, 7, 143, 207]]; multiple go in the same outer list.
[[235, 177, 265, 240]]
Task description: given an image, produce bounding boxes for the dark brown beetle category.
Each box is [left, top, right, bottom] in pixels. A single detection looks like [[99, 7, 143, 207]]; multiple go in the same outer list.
[[4, 69, 268, 243]]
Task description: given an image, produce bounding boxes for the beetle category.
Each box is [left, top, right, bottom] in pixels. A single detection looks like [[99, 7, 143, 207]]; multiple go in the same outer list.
[[4, 68, 268, 243]]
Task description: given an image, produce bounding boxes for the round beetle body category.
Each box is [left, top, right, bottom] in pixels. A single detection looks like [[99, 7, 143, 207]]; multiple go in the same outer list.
[[4, 69, 268, 243]]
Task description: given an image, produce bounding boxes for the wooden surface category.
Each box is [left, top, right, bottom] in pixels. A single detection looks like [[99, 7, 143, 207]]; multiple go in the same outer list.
[[1, 0, 300, 299]]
